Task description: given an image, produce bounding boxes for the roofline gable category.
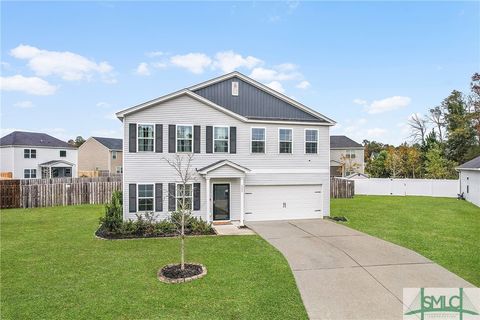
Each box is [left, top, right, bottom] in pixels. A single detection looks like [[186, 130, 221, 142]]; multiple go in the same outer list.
[[197, 160, 251, 175], [115, 72, 335, 126]]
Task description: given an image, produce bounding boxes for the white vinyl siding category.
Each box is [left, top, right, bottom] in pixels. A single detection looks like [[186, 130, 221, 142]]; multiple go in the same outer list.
[[213, 126, 229, 153], [138, 124, 154, 152], [122, 94, 330, 221], [176, 125, 193, 153]]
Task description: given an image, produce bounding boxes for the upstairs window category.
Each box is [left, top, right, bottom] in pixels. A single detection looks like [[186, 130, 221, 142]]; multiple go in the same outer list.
[[214, 126, 229, 153], [24, 149, 36, 159], [138, 184, 154, 211], [112, 151, 117, 159], [138, 125, 154, 152], [251, 128, 265, 153], [279, 129, 292, 154], [116, 166, 123, 174], [305, 129, 318, 154], [24, 169, 37, 179], [60, 150, 67, 157], [346, 150, 356, 159], [176, 183, 193, 210], [177, 125, 193, 153]]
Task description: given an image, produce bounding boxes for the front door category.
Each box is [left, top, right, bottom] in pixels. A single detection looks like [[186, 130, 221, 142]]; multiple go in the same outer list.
[[213, 184, 230, 221]]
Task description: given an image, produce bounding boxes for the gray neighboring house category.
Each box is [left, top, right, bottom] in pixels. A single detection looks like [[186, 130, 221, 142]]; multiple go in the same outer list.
[[0, 131, 78, 179], [78, 137, 123, 175], [116, 71, 336, 224], [457, 155, 480, 207], [330, 135, 365, 177]]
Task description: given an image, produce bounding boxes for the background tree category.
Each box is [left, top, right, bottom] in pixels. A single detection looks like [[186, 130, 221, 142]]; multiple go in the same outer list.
[[469, 72, 480, 142], [164, 154, 196, 270], [442, 90, 476, 164], [365, 150, 388, 177], [424, 144, 457, 179], [405, 146, 422, 178], [428, 106, 445, 142], [339, 153, 361, 176], [408, 113, 428, 144], [69, 136, 86, 147], [385, 147, 404, 178]]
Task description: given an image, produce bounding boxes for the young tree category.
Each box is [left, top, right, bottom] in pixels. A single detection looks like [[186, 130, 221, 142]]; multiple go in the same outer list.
[[365, 150, 388, 177], [408, 113, 428, 144], [424, 144, 457, 179], [442, 90, 476, 164], [164, 153, 196, 270], [339, 153, 361, 176], [385, 147, 404, 178], [405, 146, 422, 178]]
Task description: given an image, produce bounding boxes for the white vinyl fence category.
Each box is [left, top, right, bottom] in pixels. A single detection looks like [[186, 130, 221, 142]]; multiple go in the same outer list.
[[354, 178, 460, 198]]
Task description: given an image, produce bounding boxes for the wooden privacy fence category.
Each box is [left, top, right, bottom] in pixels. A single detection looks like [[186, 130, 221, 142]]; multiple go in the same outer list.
[[0, 176, 122, 209], [330, 177, 354, 198]]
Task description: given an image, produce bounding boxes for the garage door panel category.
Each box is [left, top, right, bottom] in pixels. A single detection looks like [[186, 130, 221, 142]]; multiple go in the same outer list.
[[244, 185, 322, 221]]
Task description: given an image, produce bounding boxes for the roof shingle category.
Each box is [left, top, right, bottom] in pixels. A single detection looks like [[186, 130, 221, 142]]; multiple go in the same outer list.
[[330, 135, 363, 149], [0, 131, 73, 148], [92, 137, 123, 151], [458, 156, 480, 169]]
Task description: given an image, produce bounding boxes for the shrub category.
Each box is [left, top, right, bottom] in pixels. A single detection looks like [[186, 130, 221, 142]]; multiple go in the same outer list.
[[99, 191, 123, 232]]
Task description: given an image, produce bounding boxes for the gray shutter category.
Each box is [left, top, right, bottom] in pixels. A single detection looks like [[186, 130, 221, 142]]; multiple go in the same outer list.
[[194, 125, 201, 153], [193, 183, 201, 211], [155, 124, 163, 153], [129, 123, 136, 153], [129, 184, 136, 212], [168, 125, 175, 153], [230, 126, 237, 154], [168, 183, 176, 211], [206, 126, 213, 153], [155, 183, 163, 212]]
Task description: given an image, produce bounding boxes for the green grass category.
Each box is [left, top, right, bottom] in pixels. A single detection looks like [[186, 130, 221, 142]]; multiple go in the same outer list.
[[0, 205, 307, 319], [331, 196, 480, 286]]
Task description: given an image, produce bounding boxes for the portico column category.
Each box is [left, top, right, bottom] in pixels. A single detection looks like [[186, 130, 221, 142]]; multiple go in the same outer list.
[[205, 177, 210, 223], [240, 177, 245, 226]]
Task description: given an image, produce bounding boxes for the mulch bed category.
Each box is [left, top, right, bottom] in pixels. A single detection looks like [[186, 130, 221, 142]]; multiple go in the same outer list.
[[95, 228, 216, 240], [326, 216, 348, 222], [158, 263, 207, 284]]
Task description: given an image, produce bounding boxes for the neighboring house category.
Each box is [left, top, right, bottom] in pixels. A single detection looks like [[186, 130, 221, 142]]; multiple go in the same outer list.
[[78, 137, 123, 175], [330, 135, 365, 177], [116, 71, 335, 224], [457, 156, 480, 207], [0, 131, 77, 179]]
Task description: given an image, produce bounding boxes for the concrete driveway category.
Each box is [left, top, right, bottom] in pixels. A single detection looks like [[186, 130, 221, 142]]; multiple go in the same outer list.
[[246, 219, 474, 320]]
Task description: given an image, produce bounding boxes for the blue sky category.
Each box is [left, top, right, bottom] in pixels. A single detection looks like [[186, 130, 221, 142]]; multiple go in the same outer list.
[[1, 1, 479, 145]]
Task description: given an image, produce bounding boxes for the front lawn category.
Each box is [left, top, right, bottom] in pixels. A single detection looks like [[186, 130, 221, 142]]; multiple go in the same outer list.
[[0, 205, 307, 319], [331, 196, 480, 286]]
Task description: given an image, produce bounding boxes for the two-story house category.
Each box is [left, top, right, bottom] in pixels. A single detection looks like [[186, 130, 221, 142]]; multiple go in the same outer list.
[[78, 137, 123, 176], [330, 135, 365, 177], [0, 131, 78, 179], [116, 72, 335, 224]]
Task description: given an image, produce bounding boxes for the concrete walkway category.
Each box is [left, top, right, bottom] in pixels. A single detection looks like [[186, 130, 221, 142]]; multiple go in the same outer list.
[[246, 219, 474, 320]]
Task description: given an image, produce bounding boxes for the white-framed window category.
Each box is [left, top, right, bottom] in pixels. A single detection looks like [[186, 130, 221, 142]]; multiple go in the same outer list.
[[305, 129, 318, 154], [176, 183, 193, 211], [137, 124, 154, 152], [214, 126, 229, 153], [112, 151, 117, 159], [24, 169, 37, 179], [138, 184, 154, 211], [279, 128, 293, 154], [176, 125, 193, 153], [251, 127, 266, 153], [116, 166, 123, 174], [59, 150, 67, 157], [24, 149, 36, 159], [346, 150, 356, 159], [65, 168, 72, 177]]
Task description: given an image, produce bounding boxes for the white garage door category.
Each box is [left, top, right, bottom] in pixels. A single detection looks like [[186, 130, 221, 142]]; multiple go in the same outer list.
[[244, 185, 323, 221]]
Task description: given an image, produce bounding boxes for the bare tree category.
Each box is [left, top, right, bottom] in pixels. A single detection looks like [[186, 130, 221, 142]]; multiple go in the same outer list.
[[408, 113, 428, 144], [428, 106, 444, 142], [164, 153, 196, 270], [339, 153, 361, 176]]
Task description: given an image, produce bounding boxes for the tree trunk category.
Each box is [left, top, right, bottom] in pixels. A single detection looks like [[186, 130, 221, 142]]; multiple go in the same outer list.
[[181, 183, 185, 270]]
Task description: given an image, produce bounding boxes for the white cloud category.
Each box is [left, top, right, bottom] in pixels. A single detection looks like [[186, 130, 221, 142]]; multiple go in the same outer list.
[[296, 80, 310, 89], [213, 51, 262, 73], [152, 62, 167, 69], [353, 98, 367, 105], [96, 102, 111, 108], [135, 62, 150, 76], [14, 100, 34, 108], [170, 53, 212, 74], [10, 44, 115, 82], [266, 81, 285, 93], [250, 66, 301, 82], [360, 96, 411, 114], [0, 75, 57, 95], [146, 51, 165, 58], [366, 128, 387, 138]]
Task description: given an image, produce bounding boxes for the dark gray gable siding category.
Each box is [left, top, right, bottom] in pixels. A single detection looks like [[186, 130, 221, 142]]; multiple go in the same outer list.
[[193, 77, 325, 122]]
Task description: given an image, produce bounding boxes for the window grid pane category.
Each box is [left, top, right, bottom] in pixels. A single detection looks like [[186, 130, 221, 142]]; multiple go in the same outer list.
[[306, 142, 318, 154], [279, 142, 292, 154], [138, 125, 154, 138], [251, 141, 265, 153], [279, 129, 292, 142], [214, 140, 228, 153], [177, 126, 193, 152], [305, 130, 318, 142], [252, 128, 265, 141]]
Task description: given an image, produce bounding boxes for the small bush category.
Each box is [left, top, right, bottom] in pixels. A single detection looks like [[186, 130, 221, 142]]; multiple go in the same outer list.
[[96, 196, 214, 239]]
